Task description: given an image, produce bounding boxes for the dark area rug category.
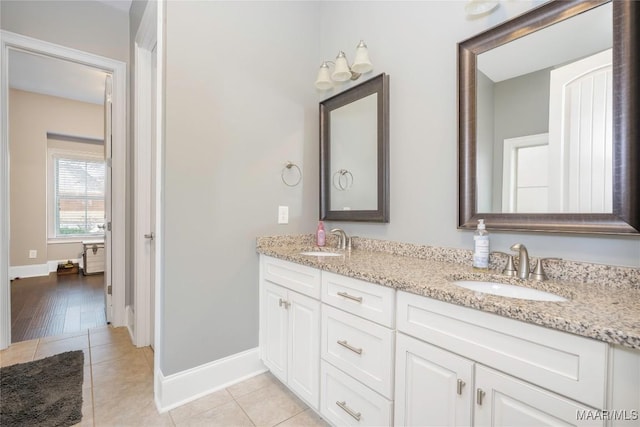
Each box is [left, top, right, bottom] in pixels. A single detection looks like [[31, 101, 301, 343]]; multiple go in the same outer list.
[[0, 350, 84, 427]]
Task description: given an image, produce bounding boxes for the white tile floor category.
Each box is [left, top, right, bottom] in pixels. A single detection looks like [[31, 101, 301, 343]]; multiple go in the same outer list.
[[0, 326, 329, 427]]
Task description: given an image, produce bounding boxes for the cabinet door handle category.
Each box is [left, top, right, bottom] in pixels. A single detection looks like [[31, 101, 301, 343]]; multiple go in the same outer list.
[[337, 291, 363, 303], [278, 298, 290, 309], [457, 379, 466, 395], [476, 388, 486, 405], [336, 401, 361, 421], [337, 340, 363, 355]]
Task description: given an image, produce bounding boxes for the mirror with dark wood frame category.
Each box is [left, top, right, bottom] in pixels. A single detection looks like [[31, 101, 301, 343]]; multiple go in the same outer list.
[[458, 0, 639, 234], [320, 73, 389, 222]]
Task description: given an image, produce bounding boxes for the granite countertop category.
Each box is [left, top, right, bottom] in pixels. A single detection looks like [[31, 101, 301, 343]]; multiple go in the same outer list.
[[257, 235, 640, 350]]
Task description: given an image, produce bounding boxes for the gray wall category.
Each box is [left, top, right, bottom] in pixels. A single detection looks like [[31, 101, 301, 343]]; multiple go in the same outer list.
[[476, 71, 495, 212], [162, 1, 320, 375], [316, 1, 640, 268]]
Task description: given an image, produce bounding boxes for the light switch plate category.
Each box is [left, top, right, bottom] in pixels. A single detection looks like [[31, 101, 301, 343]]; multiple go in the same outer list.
[[29, 250, 37, 259], [278, 206, 289, 224]]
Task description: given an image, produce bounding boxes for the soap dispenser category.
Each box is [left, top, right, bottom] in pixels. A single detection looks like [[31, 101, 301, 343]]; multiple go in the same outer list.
[[473, 219, 490, 270], [316, 221, 326, 247]]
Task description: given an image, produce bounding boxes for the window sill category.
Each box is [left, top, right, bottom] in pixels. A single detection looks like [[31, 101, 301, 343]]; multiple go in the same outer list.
[[48, 236, 105, 245]]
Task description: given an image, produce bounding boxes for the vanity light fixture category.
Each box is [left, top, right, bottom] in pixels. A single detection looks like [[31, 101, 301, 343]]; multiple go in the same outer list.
[[465, 0, 499, 16], [315, 40, 373, 90]]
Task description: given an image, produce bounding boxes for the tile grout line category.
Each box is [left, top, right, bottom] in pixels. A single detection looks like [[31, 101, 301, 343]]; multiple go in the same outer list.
[[87, 329, 96, 426], [228, 391, 257, 427]]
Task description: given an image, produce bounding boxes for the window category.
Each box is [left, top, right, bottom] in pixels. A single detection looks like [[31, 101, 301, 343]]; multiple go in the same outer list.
[[49, 150, 105, 239]]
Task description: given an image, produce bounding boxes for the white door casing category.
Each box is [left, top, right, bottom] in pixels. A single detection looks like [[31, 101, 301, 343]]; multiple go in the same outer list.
[[548, 49, 613, 213], [134, 0, 159, 348], [104, 75, 113, 323], [0, 31, 127, 349], [501, 133, 549, 213]]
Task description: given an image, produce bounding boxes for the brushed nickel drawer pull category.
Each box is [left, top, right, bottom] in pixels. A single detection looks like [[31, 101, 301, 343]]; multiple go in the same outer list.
[[476, 388, 485, 405], [457, 379, 465, 395], [337, 340, 363, 355], [337, 291, 363, 303], [336, 400, 361, 421]]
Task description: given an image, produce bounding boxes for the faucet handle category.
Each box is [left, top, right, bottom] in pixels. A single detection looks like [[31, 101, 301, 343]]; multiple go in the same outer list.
[[529, 257, 562, 281], [490, 251, 518, 276], [502, 255, 518, 277]]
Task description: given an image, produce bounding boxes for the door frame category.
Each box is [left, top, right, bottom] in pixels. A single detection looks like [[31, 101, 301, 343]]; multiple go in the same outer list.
[[133, 0, 160, 348], [0, 31, 127, 349]]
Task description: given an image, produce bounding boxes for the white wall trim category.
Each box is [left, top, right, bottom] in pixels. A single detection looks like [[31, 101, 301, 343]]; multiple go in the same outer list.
[[9, 264, 49, 280], [9, 258, 83, 280], [0, 30, 127, 349], [154, 347, 267, 413]]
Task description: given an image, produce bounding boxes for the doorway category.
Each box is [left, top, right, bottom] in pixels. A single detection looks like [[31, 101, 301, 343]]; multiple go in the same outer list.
[[0, 31, 127, 350]]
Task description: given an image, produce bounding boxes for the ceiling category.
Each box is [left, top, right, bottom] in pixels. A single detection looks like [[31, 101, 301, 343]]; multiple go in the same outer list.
[[9, 50, 108, 105], [94, 0, 132, 13], [477, 2, 612, 82], [7, 0, 131, 105]]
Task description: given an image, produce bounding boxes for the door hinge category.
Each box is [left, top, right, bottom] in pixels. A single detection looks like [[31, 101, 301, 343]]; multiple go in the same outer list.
[[106, 158, 112, 167], [107, 285, 112, 295], [107, 222, 112, 231]]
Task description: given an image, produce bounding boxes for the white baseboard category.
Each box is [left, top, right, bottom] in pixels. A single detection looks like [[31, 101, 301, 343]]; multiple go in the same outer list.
[[10, 258, 82, 280], [10, 263, 49, 279], [155, 347, 267, 413]]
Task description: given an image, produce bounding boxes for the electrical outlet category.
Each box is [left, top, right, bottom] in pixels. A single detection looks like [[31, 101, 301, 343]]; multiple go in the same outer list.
[[278, 206, 289, 224], [29, 250, 37, 259]]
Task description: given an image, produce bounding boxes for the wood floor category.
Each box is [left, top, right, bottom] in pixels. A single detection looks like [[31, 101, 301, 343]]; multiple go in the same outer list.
[[10, 272, 106, 343]]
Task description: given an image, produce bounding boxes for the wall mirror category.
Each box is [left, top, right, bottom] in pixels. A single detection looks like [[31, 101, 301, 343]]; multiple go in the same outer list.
[[458, 0, 639, 234], [320, 73, 389, 222]]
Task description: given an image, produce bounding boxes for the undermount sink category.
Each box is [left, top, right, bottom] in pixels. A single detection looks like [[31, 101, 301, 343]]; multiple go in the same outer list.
[[299, 251, 342, 257], [453, 280, 567, 302]]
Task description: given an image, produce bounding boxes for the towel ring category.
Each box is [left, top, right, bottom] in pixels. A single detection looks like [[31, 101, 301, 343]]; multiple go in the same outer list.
[[281, 161, 302, 187], [332, 169, 354, 191]]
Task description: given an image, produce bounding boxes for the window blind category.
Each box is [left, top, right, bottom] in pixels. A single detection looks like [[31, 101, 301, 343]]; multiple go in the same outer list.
[[54, 156, 105, 237]]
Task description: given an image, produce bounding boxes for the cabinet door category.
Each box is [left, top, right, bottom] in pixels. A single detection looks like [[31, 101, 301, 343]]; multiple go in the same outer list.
[[263, 282, 288, 382], [288, 291, 320, 410], [395, 333, 474, 427], [474, 365, 603, 427]]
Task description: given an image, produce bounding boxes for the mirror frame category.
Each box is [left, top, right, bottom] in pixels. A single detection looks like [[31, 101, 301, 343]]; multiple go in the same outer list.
[[320, 73, 390, 222], [458, 0, 639, 234]]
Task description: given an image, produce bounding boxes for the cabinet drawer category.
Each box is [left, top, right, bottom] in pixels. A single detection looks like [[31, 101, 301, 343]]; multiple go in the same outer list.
[[320, 360, 393, 427], [397, 291, 608, 408], [322, 271, 395, 327], [262, 256, 321, 299], [322, 305, 395, 399]]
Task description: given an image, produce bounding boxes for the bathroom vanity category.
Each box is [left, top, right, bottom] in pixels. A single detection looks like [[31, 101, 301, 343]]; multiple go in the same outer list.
[[257, 235, 640, 427]]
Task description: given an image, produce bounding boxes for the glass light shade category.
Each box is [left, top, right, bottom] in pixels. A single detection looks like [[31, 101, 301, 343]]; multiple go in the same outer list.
[[465, 0, 499, 16], [315, 62, 333, 90], [351, 41, 373, 74], [331, 52, 352, 82]]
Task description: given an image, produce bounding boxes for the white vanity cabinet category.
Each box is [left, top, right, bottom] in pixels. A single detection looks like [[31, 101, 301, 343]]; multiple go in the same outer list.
[[395, 291, 608, 427], [259, 254, 639, 427], [260, 256, 321, 410]]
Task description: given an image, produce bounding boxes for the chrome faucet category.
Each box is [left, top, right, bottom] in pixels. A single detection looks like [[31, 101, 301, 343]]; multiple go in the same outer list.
[[510, 243, 530, 280], [330, 228, 351, 251]]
